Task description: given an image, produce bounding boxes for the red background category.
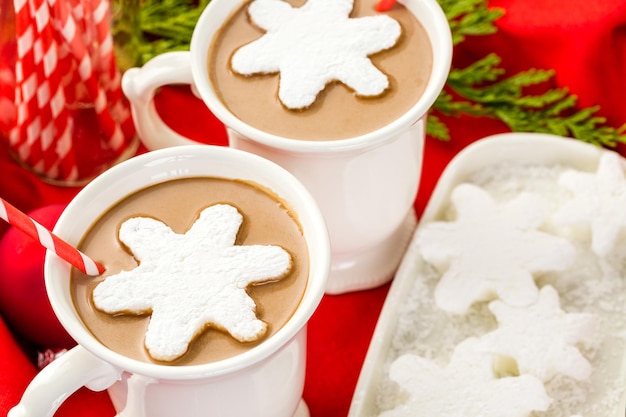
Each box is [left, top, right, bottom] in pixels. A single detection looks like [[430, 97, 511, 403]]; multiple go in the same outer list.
[[1, 0, 626, 415]]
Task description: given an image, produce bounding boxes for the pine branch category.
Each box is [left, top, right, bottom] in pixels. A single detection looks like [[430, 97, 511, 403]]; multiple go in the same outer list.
[[429, 0, 626, 147], [426, 114, 452, 141], [119, 0, 209, 65], [437, 0, 504, 45]]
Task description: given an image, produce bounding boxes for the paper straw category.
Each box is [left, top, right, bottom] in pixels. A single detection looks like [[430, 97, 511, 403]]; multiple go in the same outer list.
[[12, 0, 81, 181], [376, 0, 397, 12], [0, 197, 104, 276], [53, 0, 127, 153], [10, 0, 132, 182]]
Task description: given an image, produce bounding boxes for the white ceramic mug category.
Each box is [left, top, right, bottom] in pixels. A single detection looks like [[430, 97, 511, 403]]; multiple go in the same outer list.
[[8, 145, 330, 417], [121, 0, 452, 294]]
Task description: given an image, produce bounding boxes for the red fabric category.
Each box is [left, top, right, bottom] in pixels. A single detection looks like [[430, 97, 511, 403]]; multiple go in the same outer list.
[[458, 0, 626, 132], [1, 1, 625, 415]]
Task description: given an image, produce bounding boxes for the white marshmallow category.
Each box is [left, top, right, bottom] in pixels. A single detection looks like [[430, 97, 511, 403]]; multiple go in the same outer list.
[[554, 152, 626, 257], [92, 204, 292, 362], [231, 0, 401, 109], [416, 183, 576, 314], [380, 338, 552, 417], [477, 285, 595, 382]]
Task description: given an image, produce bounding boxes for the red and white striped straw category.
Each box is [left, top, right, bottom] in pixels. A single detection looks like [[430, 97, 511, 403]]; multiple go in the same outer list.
[[53, 0, 127, 153], [10, 0, 133, 182], [0, 197, 104, 276]]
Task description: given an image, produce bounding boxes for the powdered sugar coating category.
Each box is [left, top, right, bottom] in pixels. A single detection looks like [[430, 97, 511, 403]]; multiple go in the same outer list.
[[92, 204, 292, 362], [230, 0, 401, 109]]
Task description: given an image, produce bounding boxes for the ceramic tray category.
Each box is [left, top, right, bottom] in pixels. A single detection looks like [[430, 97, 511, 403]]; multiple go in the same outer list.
[[349, 132, 626, 417]]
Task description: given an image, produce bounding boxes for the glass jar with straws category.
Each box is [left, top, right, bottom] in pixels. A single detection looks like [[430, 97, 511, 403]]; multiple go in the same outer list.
[[0, 0, 138, 186]]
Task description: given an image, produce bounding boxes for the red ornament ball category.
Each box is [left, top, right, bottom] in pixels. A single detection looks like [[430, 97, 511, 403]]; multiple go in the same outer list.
[[0, 203, 76, 349]]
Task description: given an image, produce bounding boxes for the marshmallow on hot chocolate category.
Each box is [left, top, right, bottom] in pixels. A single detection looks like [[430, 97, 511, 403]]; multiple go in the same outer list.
[[415, 183, 576, 314], [92, 204, 292, 362], [230, 0, 401, 109]]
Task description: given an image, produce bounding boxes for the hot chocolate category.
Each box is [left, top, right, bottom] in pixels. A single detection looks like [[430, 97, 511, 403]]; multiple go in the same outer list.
[[208, 0, 433, 141], [71, 177, 309, 366]]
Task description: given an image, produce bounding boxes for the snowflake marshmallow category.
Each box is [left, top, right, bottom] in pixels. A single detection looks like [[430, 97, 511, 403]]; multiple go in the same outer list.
[[230, 0, 401, 109], [92, 204, 292, 362], [416, 183, 576, 314], [553, 152, 626, 256], [380, 338, 551, 417], [477, 285, 595, 382]]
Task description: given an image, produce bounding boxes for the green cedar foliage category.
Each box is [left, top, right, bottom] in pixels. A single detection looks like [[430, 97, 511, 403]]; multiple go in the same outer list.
[[429, 0, 626, 146]]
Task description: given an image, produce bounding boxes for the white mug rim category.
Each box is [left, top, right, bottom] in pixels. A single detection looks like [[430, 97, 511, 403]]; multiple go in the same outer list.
[[190, 0, 453, 153], [45, 145, 330, 380]]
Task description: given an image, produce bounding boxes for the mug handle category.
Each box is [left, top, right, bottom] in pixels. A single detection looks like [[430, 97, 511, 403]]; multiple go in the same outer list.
[[122, 51, 199, 150], [8, 345, 122, 417]]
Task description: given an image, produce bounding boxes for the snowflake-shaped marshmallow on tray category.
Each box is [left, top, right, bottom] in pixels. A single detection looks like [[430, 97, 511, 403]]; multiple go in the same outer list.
[[230, 0, 401, 109], [477, 285, 595, 382], [416, 183, 576, 314], [553, 152, 626, 257], [92, 204, 292, 362], [379, 338, 551, 417]]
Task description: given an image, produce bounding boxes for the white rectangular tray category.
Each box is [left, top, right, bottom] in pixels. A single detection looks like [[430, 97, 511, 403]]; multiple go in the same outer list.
[[348, 132, 626, 417]]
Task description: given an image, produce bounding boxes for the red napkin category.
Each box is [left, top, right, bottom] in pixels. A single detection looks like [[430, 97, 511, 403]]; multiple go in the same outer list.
[[0, 315, 35, 413], [1, 1, 626, 416]]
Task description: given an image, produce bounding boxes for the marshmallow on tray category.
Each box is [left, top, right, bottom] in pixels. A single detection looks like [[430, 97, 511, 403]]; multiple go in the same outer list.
[[230, 0, 401, 109], [554, 152, 626, 257], [380, 338, 551, 417], [93, 204, 292, 362], [476, 285, 595, 382], [415, 183, 576, 314]]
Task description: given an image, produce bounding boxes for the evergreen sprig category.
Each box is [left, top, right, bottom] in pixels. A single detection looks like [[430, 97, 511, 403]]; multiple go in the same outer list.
[[429, 0, 626, 146], [135, 0, 209, 64], [438, 0, 503, 45], [130, 0, 626, 147]]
